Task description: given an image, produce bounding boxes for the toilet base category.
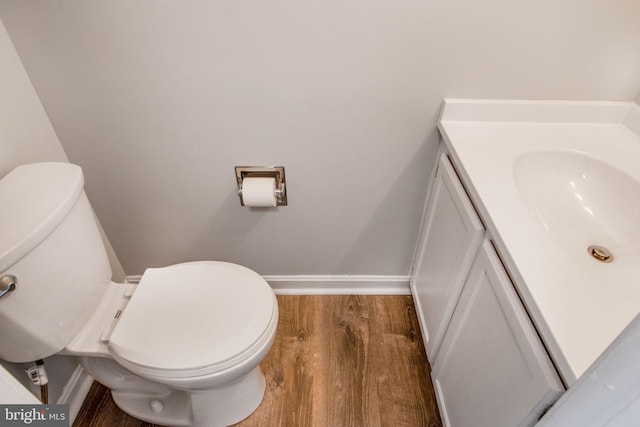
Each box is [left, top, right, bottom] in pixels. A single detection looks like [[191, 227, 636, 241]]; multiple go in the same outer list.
[[82, 356, 267, 427], [188, 366, 266, 427], [112, 389, 192, 426]]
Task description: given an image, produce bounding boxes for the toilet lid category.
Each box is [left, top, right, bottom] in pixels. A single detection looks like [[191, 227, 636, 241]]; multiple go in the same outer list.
[[108, 261, 276, 376]]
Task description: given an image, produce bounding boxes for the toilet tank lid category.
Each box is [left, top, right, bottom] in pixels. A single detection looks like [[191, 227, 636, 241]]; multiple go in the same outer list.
[[0, 162, 83, 272]]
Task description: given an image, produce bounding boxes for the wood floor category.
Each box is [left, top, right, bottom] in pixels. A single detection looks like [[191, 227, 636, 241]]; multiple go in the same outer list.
[[73, 295, 442, 427]]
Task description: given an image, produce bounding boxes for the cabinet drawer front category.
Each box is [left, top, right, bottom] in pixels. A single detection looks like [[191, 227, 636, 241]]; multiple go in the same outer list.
[[433, 241, 563, 427], [411, 153, 484, 361]]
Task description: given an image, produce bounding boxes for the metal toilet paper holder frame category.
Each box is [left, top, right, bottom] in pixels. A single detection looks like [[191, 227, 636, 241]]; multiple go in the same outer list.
[[235, 166, 287, 206]]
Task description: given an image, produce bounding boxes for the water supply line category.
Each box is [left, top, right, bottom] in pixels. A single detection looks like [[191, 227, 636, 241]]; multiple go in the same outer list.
[[25, 359, 48, 404]]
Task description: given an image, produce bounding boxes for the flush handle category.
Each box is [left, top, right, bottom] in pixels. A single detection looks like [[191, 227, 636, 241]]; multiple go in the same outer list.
[[0, 275, 17, 299]]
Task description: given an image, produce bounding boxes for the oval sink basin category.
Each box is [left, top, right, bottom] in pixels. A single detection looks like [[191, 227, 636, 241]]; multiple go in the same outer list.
[[513, 150, 640, 263]]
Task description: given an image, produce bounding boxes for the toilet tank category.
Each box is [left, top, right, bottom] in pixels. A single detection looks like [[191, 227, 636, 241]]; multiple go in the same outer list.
[[0, 163, 112, 363]]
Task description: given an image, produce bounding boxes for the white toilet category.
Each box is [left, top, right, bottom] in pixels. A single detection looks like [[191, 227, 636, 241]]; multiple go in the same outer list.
[[0, 162, 279, 427]]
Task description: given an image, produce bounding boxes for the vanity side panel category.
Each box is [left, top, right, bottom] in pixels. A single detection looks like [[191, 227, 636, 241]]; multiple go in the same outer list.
[[410, 154, 484, 361]]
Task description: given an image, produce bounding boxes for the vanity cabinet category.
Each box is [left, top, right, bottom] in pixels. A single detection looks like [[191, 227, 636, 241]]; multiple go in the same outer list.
[[410, 154, 484, 360], [411, 151, 563, 426], [432, 241, 563, 427]]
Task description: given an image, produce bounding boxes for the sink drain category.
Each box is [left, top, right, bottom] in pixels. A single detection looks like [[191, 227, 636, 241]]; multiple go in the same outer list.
[[587, 245, 613, 263]]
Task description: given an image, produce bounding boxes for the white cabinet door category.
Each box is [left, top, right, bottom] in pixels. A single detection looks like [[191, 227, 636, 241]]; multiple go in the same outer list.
[[410, 153, 484, 360], [432, 241, 563, 427]]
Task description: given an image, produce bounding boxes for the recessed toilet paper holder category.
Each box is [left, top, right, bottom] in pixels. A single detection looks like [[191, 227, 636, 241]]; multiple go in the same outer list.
[[235, 166, 287, 206]]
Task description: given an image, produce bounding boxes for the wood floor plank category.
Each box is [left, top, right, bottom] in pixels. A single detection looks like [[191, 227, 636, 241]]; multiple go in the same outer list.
[[73, 295, 442, 427]]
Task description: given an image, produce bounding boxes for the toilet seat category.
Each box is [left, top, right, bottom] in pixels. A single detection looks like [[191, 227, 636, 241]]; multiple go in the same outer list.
[[108, 261, 277, 380]]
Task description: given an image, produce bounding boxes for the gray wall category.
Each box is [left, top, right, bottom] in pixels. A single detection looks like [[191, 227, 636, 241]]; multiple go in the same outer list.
[[0, 16, 67, 174], [1, 0, 639, 276]]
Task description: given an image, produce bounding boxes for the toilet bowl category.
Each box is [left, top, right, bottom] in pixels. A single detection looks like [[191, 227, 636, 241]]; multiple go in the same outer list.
[[0, 162, 278, 427]]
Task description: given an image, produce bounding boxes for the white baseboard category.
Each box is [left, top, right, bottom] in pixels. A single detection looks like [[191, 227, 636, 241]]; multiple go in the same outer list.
[[126, 274, 411, 295], [263, 275, 411, 295], [58, 364, 94, 425]]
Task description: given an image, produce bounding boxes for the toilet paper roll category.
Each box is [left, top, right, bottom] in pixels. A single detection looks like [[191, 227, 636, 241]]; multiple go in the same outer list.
[[242, 177, 277, 207]]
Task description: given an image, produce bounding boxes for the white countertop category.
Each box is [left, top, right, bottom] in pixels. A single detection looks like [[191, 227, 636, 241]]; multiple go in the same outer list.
[[438, 99, 640, 385]]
